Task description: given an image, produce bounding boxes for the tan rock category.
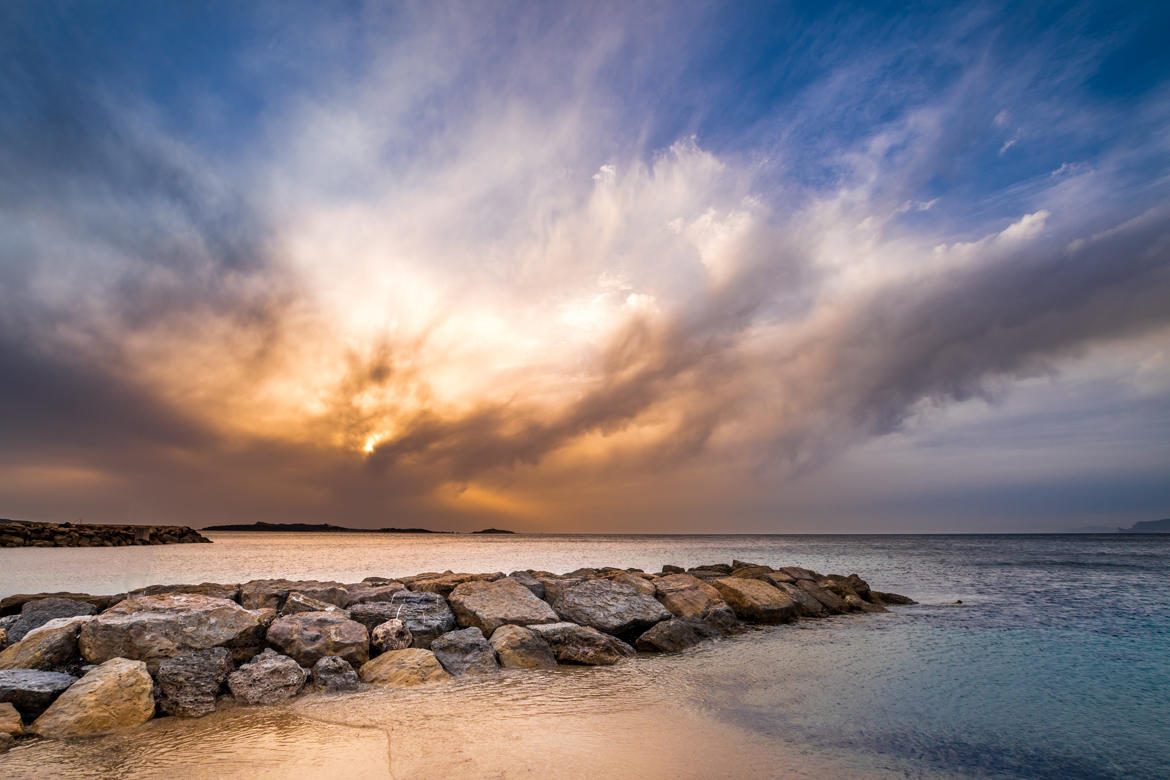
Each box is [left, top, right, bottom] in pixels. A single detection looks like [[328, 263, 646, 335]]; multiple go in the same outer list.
[[79, 594, 260, 672], [448, 578, 559, 635], [31, 657, 154, 738], [0, 616, 92, 670], [489, 624, 556, 669], [0, 701, 22, 736], [653, 574, 727, 618], [711, 578, 798, 624], [359, 649, 450, 687]]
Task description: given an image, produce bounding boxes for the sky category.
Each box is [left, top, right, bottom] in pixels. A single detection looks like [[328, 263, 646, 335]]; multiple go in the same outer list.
[[1, 0, 1168, 533]]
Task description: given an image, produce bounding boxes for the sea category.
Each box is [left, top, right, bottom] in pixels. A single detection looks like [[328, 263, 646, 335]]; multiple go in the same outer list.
[[0, 532, 1167, 779]]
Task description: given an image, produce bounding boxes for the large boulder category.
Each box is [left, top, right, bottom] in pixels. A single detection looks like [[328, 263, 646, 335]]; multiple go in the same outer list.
[[265, 612, 369, 668], [156, 648, 233, 718], [488, 624, 556, 669], [429, 628, 498, 676], [796, 580, 848, 614], [0, 615, 92, 671], [634, 617, 721, 653], [281, 592, 346, 616], [79, 594, 261, 671], [653, 574, 728, 618], [344, 581, 406, 605], [348, 592, 455, 648], [545, 579, 672, 640], [31, 658, 154, 738], [311, 655, 361, 692], [127, 583, 240, 602], [371, 619, 412, 654], [711, 578, 798, 624], [239, 580, 349, 611], [527, 622, 635, 666], [7, 598, 96, 643], [0, 669, 77, 720], [359, 649, 451, 687], [447, 578, 559, 635], [227, 649, 307, 705]]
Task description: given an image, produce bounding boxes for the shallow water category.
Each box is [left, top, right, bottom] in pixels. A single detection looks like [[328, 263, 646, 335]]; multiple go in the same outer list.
[[1, 533, 1168, 778]]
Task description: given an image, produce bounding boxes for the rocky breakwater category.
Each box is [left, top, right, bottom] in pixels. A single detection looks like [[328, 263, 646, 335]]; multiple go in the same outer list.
[[0, 561, 914, 751], [0, 519, 211, 548]]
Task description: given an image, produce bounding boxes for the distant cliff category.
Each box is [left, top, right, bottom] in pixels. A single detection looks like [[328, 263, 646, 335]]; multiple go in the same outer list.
[[0, 519, 211, 547], [1119, 518, 1170, 533]]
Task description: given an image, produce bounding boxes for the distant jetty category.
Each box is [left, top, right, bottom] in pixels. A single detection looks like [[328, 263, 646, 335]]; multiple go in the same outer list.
[[202, 521, 513, 534], [0, 560, 913, 747], [0, 519, 210, 548]]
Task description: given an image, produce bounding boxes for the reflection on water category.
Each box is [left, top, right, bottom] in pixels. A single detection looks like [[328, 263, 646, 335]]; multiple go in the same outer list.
[[2, 534, 1168, 778], [3, 634, 879, 780]]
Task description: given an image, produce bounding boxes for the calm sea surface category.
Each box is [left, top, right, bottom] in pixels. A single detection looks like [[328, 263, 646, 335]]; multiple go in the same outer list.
[[1, 533, 1167, 779]]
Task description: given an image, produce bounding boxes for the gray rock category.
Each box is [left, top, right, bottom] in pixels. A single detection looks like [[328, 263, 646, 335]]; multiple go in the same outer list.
[[227, 649, 307, 705], [779, 566, 820, 582], [79, 593, 260, 672], [311, 655, 361, 692], [156, 648, 233, 718], [370, 619, 412, 654], [348, 592, 455, 648], [528, 622, 636, 666], [0, 669, 78, 720], [635, 617, 720, 653], [8, 598, 96, 643], [265, 612, 369, 668], [430, 627, 498, 675], [546, 578, 672, 640], [488, 624, 556, 669], [448, 578, 559, 635]]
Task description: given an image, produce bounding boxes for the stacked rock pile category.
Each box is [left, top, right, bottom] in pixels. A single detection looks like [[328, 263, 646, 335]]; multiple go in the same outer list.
[[0, 561, 914, 748], [0, 519, 210, 547]]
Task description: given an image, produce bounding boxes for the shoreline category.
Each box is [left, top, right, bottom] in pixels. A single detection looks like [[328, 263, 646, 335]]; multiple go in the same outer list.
[[0, 560, 913, 749]]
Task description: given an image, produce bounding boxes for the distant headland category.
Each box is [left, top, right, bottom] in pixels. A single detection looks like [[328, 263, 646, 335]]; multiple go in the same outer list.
[[201, 521, 514, 535], [1118, 518, 1170, 533]]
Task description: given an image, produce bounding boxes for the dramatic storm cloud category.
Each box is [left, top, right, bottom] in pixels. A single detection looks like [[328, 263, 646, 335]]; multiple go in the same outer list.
[[1, 1, 1168, 531]]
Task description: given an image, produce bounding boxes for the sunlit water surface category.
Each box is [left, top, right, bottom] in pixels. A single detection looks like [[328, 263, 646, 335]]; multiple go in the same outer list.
[[1, 533, 1167, 778]]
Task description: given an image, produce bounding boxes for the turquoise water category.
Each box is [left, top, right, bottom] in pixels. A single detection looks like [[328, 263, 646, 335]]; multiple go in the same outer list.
[[1, 533, 1167, 778]]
